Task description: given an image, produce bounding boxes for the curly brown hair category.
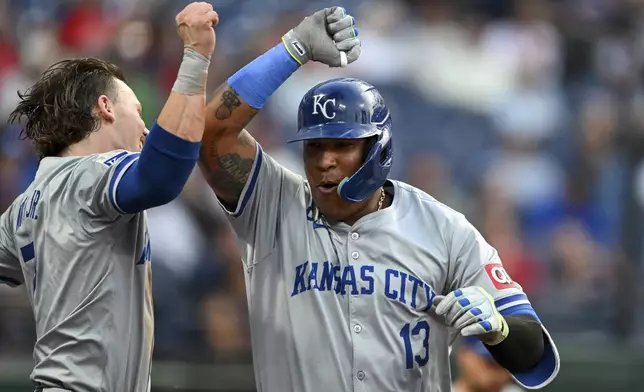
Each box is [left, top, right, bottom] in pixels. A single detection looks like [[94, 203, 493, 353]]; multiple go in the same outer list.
[[8, 58, 127, 158]]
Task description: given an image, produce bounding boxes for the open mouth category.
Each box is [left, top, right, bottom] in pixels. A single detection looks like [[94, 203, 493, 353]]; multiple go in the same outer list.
[[317, 181, 339, 195]]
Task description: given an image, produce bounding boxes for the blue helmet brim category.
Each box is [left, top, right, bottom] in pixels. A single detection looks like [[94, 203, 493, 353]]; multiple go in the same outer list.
[[286, 123, 381, 143]]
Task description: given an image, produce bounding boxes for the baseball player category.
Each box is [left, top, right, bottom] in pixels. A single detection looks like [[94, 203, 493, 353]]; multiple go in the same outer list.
[[0, 3, 217, 391], [198, 6, 560, 392]]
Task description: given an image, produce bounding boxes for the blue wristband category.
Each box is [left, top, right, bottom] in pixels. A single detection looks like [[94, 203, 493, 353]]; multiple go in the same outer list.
[[227, 43, 300, 109]]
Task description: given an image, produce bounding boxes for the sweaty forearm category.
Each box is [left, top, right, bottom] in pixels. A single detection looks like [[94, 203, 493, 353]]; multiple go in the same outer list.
[[157, 48, 210, 142], [485, 314, 544, 373]]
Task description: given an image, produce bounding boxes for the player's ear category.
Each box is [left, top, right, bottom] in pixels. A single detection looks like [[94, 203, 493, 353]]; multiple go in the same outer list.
[[96, 95, 116, 124]]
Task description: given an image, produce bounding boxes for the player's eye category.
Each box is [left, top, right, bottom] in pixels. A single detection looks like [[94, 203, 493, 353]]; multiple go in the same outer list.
[[337, 141, 354, 149]]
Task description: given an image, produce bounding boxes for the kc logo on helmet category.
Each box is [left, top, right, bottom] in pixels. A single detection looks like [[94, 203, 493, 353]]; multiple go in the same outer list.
[[312, 94, 336, 119], [484, 263, 519, 290]]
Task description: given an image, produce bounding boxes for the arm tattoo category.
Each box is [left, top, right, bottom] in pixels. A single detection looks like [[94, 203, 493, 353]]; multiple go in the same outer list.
[[215, 90, 241, 120], [206, 153, 254, 198], [202, 82, 260, 203], [200, 133, 256, 201]]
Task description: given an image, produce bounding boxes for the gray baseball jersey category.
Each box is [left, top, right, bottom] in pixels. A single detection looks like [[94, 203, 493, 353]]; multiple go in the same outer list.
[[0, 150, 154, 392], [220, 145, 559, 392]]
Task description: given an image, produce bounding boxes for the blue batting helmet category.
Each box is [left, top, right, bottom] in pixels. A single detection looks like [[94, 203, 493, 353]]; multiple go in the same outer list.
[[287, 78, 393, 203]]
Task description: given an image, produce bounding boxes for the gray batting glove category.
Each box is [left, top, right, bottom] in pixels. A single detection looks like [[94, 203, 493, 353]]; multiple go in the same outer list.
[[282, 6, 361, 68], [433, 287, 509, 346]]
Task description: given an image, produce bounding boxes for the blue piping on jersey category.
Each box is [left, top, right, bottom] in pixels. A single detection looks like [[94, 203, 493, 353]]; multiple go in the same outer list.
[[495, 293, 528, 309]]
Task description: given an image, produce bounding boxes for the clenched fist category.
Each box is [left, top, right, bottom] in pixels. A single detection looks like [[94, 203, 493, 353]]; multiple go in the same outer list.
[[176, 2, 219, 59], [282, 6, 361, 68]]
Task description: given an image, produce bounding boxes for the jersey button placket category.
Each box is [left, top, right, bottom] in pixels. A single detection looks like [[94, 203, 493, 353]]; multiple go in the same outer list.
[[347, 230, 363, 391]]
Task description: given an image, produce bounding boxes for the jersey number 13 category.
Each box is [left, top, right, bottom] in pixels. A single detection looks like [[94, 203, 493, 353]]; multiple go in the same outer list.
[[399, 320, 430, 369]]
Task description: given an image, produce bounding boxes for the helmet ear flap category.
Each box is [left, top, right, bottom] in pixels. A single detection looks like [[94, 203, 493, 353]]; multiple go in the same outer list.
[[363, 136, 378, 164], [381, 135, 393, 165]]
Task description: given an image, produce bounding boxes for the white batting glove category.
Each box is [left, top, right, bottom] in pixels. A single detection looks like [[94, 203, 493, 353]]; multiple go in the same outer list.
[[433, 287, 509, 346]]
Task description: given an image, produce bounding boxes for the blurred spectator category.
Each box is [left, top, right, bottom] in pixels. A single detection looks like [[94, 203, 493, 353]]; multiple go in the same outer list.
[[452, 337, 524, 392], [477, 181, 544, 298], [482, 132, 566, 244], [564, 91, 626, 250], [405, 151, 472, 214]]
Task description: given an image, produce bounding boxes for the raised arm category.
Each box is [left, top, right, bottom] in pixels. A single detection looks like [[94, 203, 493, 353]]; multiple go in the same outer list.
[[156, 3, 218, 142], [199, 6, 361, 208], [199, 84, 259, 208], [107, 2, 219, 214]]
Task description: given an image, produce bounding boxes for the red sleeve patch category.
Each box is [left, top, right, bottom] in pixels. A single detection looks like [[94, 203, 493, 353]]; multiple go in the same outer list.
[[484, 263, 520, 290]]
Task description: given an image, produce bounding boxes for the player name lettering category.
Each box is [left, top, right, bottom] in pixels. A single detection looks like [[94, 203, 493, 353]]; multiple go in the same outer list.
[[291, 261, 437, 311], [16, 189, 41, 229], [137, 236, 152, 265]]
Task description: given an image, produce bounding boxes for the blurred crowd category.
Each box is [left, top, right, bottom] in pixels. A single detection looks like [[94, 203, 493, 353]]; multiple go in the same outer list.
[[2, 0, 644, 377]]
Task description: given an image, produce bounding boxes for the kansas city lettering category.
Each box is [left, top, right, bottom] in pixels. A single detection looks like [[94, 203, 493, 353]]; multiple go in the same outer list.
[[290, 261, 437, 311]]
